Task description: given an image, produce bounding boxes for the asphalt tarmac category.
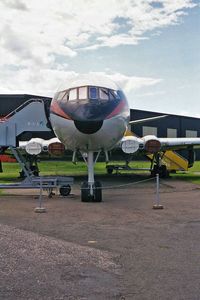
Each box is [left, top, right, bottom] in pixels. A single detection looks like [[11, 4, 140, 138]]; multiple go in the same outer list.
[[0, 174, 200, 299]]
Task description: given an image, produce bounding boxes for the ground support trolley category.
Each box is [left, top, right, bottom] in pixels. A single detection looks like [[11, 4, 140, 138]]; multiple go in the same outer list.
[[106, 163, 150, 175], [0, 176, 74, 197]]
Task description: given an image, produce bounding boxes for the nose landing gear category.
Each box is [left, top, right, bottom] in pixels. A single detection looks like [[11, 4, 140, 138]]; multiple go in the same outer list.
[[81, 151, 102, 202], [81, 181, 102, 202]]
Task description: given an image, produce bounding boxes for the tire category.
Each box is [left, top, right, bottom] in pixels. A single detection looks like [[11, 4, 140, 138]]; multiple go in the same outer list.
[[19, 170, 25, 178], [60, 184, 71, 196], [160, 165, 169, 178], [31, 166, 39, 177], [151, 165, 169, 178], [81, 181, 90, 202], [81, 181, 102, 202], [94, 181, 102, 202], [107, 167, 113, 174]]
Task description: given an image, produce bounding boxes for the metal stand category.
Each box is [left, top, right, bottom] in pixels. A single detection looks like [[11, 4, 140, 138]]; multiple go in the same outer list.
[[10, 147, 33, 180], [153, 173, 164, 209], [88, 151, 94, 196]]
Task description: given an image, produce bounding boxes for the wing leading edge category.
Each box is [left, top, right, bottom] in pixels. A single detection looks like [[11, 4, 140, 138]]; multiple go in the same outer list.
[[159, 137, 200, 151]]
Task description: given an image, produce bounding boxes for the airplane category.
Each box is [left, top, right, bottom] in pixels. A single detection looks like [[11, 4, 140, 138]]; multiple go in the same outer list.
[[50, 74, 130, 202], [49, 74, 200, 202]]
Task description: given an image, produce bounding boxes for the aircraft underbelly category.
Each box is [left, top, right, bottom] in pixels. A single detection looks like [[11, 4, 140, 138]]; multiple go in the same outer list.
[[50, 114, 126, 151]]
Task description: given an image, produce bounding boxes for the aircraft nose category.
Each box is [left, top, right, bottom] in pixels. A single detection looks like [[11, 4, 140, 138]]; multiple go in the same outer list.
[[74, 120, 103, 134]]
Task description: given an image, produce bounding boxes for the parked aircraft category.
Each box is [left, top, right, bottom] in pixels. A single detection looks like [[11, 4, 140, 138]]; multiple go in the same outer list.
[[49, 74, 200, 202]]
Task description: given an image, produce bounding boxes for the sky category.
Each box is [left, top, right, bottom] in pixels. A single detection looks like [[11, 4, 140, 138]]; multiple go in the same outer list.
[[0, 0, 199, 117]]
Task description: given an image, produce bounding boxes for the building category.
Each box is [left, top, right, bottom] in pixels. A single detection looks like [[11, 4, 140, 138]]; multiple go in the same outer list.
[[130, 108, 200, 159], [0, 94, 200, 158], [131, 109, 200, 138]]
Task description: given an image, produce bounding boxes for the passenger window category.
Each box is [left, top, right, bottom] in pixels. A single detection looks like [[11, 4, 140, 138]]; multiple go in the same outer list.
[[79, 87, 87, 99], [69, 88, 77, 101], [89, 87, 98, 99], [99, 88, 109, 100]]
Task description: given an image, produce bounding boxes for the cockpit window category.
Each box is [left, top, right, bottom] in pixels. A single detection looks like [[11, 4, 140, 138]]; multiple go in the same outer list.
[[56, 86, 121, 103], [62, 91, 69, 102], [109, 90, 120, 100], [57, 91, 66, 101], [79, 87, 87, 99], [99, 88, 109, 100], [69, 88, 77, 101], [89, 87, 98, 99]]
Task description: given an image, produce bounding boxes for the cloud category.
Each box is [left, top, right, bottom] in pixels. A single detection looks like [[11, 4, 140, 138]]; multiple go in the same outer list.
[[2, 0, 28, 11], [0, 1, 196, 57], [1, 25, 33, 61], [134, 90, 166, 98], [104, 72, 162, 93], [0, 0, 196, 94], [0, 66, 78, 96], [0, 68, 162, 98]]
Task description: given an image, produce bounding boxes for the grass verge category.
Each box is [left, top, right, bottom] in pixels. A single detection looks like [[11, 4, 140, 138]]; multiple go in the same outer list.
[[1, 160, 200, 184]]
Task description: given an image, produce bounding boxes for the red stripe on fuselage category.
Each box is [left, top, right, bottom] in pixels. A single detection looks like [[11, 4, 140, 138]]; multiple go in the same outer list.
[[106, 100, 126, 119], [50, 101, 72, 120]]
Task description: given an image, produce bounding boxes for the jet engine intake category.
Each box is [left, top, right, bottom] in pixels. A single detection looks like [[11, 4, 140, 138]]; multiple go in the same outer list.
[[25, 141, 42, 155], [48, 142, 65, 156], [121, 136, 143, 154], [143, 135, 161, 153]]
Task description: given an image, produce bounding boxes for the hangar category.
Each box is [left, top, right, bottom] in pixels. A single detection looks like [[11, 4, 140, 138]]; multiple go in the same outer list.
[[0, 93, 200, 159], [131, 109, 200, 139], [130, 109, 200, 160]]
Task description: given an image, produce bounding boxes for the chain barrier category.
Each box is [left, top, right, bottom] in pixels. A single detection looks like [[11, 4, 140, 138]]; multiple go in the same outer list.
[[99, 176, 156, 190]]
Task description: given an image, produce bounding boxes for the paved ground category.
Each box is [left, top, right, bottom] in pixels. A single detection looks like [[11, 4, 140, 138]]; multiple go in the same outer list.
[[0, 174, 200, 299]]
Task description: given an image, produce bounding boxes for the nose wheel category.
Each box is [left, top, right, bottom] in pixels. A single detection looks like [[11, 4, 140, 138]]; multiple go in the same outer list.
[[81, 181, 102, 202], [81, 151, 102, 202]]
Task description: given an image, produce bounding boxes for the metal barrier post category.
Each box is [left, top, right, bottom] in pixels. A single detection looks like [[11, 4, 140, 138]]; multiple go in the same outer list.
[[34, 177, 46, 213], [153, 173, 164, 209]]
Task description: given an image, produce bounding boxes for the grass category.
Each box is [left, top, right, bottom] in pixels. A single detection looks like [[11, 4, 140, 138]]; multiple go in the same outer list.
[[167, 161, 200, 184], [1, 160, 200, 184], [0, 160, 150, 176]]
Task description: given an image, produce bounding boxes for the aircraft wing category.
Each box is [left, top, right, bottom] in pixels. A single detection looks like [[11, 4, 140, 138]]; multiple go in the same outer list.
[[158, 137, 200, 151], [121, 135, 200, 154]]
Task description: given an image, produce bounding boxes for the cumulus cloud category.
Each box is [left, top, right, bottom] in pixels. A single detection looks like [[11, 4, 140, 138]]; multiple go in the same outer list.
[[0, 67, 162, 99], [101, 72, 162, 94], [0, 66, 78, 96], [0, 0, 196, 94], [0, 0, 196, 57]]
